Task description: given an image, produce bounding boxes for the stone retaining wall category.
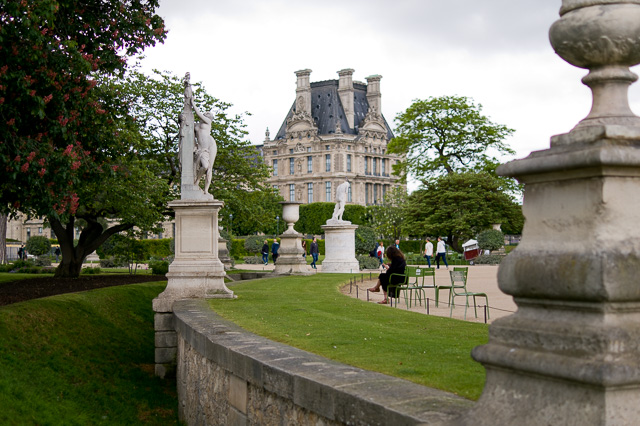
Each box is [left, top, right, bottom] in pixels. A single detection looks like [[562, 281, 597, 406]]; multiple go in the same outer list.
[[172, 299, 473, 425]]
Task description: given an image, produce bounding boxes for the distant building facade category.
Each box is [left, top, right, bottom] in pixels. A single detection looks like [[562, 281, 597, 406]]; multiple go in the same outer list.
[[260, 69, 403, 206]]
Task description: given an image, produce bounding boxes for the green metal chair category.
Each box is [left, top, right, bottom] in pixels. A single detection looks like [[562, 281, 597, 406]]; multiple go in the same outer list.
[[387, 270, 410, 308], [453, 266, 468, 281], [414, 268, 436, 308], [400, 266, 429, 308], [449, 270, 490, 320]]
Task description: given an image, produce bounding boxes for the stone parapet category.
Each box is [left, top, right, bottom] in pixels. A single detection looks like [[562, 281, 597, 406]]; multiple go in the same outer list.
[[172, 299, 472, 425]]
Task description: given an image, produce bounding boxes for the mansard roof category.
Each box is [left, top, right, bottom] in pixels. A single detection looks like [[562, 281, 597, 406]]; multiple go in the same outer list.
[[274, 79, 394, 140]]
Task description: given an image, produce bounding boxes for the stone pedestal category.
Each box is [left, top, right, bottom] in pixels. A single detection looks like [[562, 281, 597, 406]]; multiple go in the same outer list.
[[272, 201, 310, 275], [460, 127, 640, 425], [272, 233, 310, 275], [218, 236, 232, 270], [153, 199, 233, 377], [153, 199, 233, 312], [321, 221, 359, 273]]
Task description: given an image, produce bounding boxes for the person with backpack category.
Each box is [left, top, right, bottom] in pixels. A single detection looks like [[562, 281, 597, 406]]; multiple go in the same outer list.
[[377, 241, 385, 266]]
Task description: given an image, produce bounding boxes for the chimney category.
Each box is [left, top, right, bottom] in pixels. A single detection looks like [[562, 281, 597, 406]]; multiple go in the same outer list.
[[294, 69, 312, 115], [337, 68, 355, 129], [365, 75, 382, 114]]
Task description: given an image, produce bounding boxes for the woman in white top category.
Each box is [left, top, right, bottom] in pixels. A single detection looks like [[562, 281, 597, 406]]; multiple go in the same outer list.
[[435, 237, 449, 269]]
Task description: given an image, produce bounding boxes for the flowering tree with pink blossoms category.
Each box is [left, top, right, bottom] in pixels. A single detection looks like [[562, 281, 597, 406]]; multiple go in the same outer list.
[[0, 0, 167, 277]]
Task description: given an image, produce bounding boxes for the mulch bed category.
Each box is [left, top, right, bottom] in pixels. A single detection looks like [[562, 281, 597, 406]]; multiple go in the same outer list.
[[0, 274, 167, 306]]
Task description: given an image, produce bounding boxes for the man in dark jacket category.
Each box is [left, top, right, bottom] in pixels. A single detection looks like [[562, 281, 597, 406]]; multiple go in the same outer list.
[[271, 240, 280, 264], [310, 237, 319, 269], [261, 240, 269, 265]]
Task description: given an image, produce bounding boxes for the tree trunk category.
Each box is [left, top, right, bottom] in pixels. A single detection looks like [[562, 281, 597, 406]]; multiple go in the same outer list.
[[448, 233, 462, 253], [0, 213, 7, 264], [49, 215, 133, 278]]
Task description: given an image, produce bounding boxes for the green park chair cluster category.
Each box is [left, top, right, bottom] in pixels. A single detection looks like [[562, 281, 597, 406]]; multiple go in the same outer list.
[[387, 265, 490, 320]]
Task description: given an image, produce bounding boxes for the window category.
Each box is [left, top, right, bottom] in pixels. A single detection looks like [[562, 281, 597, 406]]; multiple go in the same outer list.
[[307, 183, 313, 204], [364, 156, 369, 174], [347, 145, 351, 151], [307, 147, 312, 152], [289, 184, 295, 202], [373, 184, 378, 205], [365, 184, 369, 205], [325, 182, 331, 202], [290, 157, 294, 174], [38, 227, 43, 234], [325, 154, 331, 172], [381, 158, 386, 175], [325, 145, 330, 150], [347, 185, 352, 202], [307, 156, 312, 173], [373, 158, 377, 175], [272, 150, 277, 155], [272, 159, 278, 176], [365, 147, 368, 153], [346, 154, 352, 172], [289, 149, 294, 154]]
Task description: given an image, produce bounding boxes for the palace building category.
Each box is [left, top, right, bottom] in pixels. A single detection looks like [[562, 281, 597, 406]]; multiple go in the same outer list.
[[259, 68, 403, 206]]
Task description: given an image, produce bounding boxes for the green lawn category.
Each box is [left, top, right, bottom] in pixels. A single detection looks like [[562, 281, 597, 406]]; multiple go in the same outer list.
[[0, 273, 54, 283], [209, 274, 488, 400], [0, 282, 179, 425]]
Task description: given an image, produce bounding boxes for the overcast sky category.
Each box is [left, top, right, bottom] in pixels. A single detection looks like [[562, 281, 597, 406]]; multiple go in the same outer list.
[[138, 0, 640, 164]]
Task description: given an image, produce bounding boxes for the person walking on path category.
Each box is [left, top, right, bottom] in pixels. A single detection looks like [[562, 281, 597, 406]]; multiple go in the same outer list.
[[367, 246, 407, 304], [424, 237, 433, 268], [54, 246, 61, 263], [377, 242, 385, 266], [435, 237, 449, 269], [261, 240, 269, 265], [310, 237, 319, 269], [271, 239, 280, 265], [301, 240, 307, 260]]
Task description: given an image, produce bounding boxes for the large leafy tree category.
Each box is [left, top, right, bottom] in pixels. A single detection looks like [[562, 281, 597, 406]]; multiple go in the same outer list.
[[403, 172, 520, 252], [0, 0, 166, 276], [389, 96, 515, 181], [117, 69, 278, 235], [366, 186, 408, 240]]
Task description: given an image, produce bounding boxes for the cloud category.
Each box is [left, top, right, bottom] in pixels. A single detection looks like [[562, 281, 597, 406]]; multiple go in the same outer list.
[[141, 0, 639, 163]]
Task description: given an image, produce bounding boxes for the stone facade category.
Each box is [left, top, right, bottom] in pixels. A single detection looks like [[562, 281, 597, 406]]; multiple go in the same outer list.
[[260, 69, 403, 206]]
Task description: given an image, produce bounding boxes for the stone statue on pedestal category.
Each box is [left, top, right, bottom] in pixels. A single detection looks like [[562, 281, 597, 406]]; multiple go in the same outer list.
[[330, 179, 350, 223], [178, 72, 214, 200]]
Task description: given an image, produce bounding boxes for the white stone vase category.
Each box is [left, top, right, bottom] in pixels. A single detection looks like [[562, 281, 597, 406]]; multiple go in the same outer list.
[[280, 202, 301, 235]]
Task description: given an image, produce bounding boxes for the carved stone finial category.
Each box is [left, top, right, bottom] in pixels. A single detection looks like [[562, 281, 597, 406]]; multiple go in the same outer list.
[[550, 1, 640, 131]]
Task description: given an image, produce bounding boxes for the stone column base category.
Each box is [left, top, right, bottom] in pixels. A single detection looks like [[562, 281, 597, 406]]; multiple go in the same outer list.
[[321, 222, 359, 273], [152, 198, 233, 377], [272, 232, 311, 275]]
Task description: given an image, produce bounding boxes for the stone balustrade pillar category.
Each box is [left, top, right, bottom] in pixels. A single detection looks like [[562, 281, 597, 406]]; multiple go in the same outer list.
[[457, 2, 640, 424]]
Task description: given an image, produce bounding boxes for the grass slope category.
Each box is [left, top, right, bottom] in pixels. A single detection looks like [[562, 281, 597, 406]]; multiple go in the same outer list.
[[209, 274, 488, 400], [0, 282, 179, 425]]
